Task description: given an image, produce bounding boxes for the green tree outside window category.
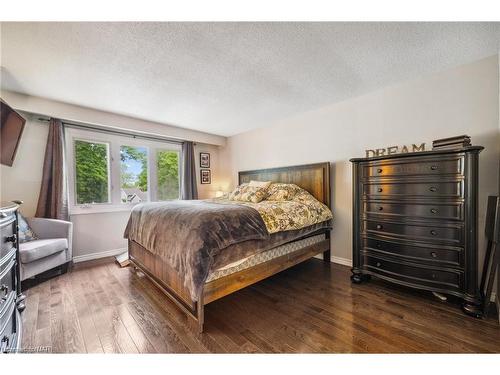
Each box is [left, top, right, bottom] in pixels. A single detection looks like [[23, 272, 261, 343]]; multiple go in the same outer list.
[[157, 150, 179, 200], [75, 140, 109, 204]]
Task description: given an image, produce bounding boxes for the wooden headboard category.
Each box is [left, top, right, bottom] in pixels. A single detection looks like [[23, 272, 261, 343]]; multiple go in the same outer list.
[[238, 162, 331, 207]]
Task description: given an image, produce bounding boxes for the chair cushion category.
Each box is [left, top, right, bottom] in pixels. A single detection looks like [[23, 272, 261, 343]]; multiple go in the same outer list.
[[19, 238, 68, 263]]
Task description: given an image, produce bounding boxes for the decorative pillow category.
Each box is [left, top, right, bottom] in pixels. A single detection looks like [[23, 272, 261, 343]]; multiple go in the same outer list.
[[229, 183, 268, 203], [18, 213, 38, 243], [266, 183, 303, 201], [248, 180, 272, 189]]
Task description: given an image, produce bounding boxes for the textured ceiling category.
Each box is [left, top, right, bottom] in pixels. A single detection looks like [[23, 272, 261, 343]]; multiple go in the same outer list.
[[1, 22, 499, 136]]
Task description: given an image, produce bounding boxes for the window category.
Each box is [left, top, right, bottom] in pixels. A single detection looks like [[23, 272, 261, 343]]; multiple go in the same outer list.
[[120, 146, 148, 203], [66, 127, 181, 214], [156, 149, 180, 201], [74, 140, 110, 204]]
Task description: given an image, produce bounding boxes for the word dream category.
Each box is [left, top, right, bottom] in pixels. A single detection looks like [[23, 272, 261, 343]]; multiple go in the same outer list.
[[365, 143, 426, 158]]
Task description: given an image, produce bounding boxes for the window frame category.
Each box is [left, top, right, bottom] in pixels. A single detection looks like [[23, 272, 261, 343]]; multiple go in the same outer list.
[[65, 127, 182, 215]]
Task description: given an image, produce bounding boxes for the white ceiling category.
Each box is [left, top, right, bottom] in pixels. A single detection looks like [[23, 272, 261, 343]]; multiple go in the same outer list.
[[1, 22, 499, 136]]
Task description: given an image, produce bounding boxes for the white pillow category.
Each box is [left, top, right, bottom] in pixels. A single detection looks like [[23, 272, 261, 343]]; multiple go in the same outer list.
[[248, 180, 271, 189]]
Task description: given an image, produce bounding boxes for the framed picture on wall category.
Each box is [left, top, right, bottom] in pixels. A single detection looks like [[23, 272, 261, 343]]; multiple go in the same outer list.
[[200, 169, 211, 184], [200, 152, 210, 168]]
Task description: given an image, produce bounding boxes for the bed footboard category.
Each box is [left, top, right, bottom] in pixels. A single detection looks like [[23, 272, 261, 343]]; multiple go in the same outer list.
[[128, 240, 204, 333]]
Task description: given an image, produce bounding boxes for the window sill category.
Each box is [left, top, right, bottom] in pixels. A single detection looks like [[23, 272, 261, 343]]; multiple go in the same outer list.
[[69, 204, 137, 216]]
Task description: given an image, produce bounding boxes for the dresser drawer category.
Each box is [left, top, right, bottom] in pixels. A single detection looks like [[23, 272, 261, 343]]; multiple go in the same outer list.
[[0, 216, 16, 261], [363, 180, 463, 199], [0, 211, 16, 228], [362, 157, 463, 178], [0, 257, 15, 299], [363, 254, 462, 291], [0, 301, 17, 353], [0, 291, 16, 335], [364, 219, 463, 245], [0, 257, 16, 332], [363, 201, 463, 221], [0, 203, 21, 353], [0, 249, 16, 284], [362, 237, 462, 267]]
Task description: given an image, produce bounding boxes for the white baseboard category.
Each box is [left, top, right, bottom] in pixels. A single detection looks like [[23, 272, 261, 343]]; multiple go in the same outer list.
[[331, 256, 352, 267], [310, 254, 353, 266], [72, 247, 127, 263]]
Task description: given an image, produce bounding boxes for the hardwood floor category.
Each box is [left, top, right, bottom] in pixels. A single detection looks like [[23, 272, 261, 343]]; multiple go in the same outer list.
[[21, 257, 500, 353]]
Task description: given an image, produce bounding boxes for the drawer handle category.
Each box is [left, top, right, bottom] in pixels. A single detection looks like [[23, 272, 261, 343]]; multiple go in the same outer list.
[[430, 230, 437, 236], [430, 165, 439, 171], [0, 212, 7, 218], [376, 262, 381, 267], [430, 252, 437, 258], [377, 168, 383, 174], [0, 284, 8, 298], [376, 243, 382, 249], [376, 224, 383, 230], [5, 234, 16, 243], [377, 187, 383, 193], [431, 273, 437, 279], [378, 206, 384, 211], [429, 186, 437, 192], [430, 208, 438, 214]]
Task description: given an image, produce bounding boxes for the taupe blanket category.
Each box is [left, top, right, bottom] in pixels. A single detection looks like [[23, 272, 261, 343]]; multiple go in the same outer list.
[[124, 200, 269, 300]]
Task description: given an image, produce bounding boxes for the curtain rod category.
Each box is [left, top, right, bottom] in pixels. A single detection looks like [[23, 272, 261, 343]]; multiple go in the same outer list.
[[36, 117, 191, 146]]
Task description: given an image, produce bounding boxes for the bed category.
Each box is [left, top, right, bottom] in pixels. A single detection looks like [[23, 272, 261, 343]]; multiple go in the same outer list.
[[126, 162, 332, 333]]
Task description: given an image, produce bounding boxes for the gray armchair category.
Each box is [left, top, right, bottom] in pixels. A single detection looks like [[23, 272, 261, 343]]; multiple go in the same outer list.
[[19, 218, 73, 281]]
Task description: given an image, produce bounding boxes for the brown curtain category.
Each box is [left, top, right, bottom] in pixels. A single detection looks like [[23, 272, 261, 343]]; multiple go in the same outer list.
[[35, 118, 69, 220], [180, 141, 198, 200]]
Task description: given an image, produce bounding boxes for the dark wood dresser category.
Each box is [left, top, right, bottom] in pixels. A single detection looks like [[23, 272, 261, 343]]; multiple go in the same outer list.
[[1, 202, 25, 353], [350, 146, 484, 317]]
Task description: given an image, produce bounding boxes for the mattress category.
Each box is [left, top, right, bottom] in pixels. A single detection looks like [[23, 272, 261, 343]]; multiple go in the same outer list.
[[206, 233, 326, 282]]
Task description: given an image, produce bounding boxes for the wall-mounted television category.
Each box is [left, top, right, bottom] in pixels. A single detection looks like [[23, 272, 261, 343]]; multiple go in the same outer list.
[[1, 99, 26, 167]]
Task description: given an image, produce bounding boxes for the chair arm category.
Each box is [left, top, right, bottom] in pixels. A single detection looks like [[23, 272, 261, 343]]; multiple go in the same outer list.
[[26, 218, 73, 261]]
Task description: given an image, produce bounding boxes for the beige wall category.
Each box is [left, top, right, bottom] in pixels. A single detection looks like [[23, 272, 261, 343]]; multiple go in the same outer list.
[[70, 211, 131, 260], [0, 90, 225, 146], [220, 55, 500, 267], [0, 114, 48, 216], [0, 101, 224, 260], [195, 143, 222, 200]]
